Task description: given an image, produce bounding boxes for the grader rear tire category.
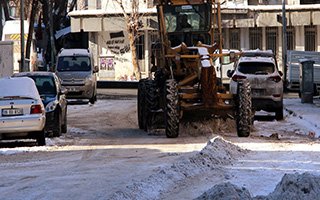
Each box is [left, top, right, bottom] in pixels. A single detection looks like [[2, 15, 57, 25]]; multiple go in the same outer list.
[[165, 79, 179, 138], [236, 80, 252, 137], [137, 79, 147, 130]]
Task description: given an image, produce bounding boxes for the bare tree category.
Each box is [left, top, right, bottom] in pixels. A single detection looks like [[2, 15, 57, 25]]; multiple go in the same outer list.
[[26, 0, 39, 60], [0, 0, 10, 20], [114, 0, 143, 80], [9, 0, 33, 19]]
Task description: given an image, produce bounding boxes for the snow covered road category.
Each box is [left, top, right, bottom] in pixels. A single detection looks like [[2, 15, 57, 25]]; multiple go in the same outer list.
[[0, 92, 320, 200]]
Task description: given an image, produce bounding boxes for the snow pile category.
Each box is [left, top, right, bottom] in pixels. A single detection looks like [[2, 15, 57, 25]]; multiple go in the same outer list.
[[284, 98, 320, 138], [109, 136, 247, 200], [256, 172, 320, 200], [194, 182, 252, 200], [196, 173, 320, 200], [180, 118, 236, 137], [0, 146, 50, 155]]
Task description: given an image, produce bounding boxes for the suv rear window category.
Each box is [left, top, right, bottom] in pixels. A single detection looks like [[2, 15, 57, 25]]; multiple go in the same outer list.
[[238, 62, 275, 75]]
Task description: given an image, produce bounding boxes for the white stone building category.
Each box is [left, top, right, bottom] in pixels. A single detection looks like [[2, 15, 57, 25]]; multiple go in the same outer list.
[[69, 0, 320, 80]]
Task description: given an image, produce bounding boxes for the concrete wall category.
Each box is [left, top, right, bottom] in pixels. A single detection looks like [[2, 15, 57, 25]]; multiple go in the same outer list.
[[0, 41, 14, 77]]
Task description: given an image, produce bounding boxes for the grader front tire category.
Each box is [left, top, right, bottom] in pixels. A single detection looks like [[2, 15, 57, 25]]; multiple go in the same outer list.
[[236, 80, 252, 137], [165, 79, 179, 138]]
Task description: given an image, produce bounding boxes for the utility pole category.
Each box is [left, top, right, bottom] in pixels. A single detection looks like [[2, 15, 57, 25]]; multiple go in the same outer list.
[[20, 0, 25, 72], [49, 0, 56, 70], [217, 0, 223, 83], [282, 0, 287, 82]]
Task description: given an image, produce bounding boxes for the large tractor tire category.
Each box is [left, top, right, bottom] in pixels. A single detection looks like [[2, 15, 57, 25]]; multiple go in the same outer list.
[[165, 79, 179, 138], [137, 79, 147, 130], [145, 80, 161, 130], [235, 80, 252, 137]]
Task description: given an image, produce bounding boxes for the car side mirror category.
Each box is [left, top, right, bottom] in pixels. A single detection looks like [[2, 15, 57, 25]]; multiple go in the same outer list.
[[227, 69, 234, 78], [278, 71, 283, 77], [93, 66, 99, 73]]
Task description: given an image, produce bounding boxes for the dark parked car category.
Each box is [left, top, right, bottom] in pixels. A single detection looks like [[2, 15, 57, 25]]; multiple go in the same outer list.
[[13, 72, 68, 137]]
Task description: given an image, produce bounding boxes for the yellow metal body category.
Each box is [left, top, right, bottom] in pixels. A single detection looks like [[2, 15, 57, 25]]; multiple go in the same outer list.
[[154, 0, 236, 116]]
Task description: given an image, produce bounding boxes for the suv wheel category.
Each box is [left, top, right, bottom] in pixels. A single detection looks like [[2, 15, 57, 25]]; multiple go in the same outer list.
[[275, 106, 284, 120]]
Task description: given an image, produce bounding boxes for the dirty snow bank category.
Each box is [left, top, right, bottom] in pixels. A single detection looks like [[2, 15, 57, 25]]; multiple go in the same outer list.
[[180, 118, 236, 137], [284, 98, 320, 138], [195, 182, 252, 200], [109, 136, 247, 200], [256, 172, 320, 200], [196, 173, 320, 200]]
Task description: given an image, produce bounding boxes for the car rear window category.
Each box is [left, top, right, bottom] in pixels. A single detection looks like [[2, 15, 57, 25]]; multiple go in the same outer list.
[[29, 76, 56, 95], [238, 62, 275, 75]]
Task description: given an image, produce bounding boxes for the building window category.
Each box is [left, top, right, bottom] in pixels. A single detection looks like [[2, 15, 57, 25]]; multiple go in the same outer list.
[[96, 0, 101, 9], [136, 34, 144, 60], [266, 27, 278, 54], [286, 26, 295, 50], [305, 25, 316, 51], [229, 28, 240, 50], [300, 0, 320, 4], [249, 27, 262, 50]]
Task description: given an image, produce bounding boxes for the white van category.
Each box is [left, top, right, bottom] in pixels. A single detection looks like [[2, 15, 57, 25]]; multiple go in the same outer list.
[[1, 20, 37, 72], [55, 48, 99, 104]]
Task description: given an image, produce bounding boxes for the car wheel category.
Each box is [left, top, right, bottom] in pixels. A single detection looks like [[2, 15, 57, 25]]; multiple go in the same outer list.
[[89, 94, 97, 104], [53, 110, 62, 137], [61, 108, 67, 133], [36, 130, 46, 146], [275, 106, 284, 120]]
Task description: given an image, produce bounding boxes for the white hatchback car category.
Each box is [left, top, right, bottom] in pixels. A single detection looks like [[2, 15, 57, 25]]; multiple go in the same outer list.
[[229, 50, 284, 120], [0, 77, 46, 145]]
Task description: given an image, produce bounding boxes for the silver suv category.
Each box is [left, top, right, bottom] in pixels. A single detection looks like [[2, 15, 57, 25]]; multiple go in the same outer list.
[[55, 48, 99, 104], [228, 50, 284, 120]]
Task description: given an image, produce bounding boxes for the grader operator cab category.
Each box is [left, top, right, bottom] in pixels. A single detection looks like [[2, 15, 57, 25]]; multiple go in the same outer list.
[[137, 0, 252, 138]]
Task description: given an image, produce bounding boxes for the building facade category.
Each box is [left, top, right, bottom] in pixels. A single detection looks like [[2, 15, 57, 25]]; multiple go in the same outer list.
[[69, 0, 320, 80]]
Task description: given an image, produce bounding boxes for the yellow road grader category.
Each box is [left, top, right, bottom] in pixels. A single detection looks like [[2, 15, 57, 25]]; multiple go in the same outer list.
[[137, 0, 252, 138]]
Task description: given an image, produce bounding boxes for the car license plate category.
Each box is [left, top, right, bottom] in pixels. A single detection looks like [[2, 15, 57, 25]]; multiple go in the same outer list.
[[2, 108, 23, 116], [69, 87, 78, 92], [252, 89, 264, 96]]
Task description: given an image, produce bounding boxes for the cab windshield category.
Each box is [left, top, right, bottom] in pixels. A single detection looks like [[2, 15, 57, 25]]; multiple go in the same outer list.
[[164, 4, 210, 33], [163, 4, 211, 46]]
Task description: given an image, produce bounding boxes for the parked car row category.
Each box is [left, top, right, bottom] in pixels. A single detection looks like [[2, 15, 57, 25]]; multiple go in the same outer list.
[[0, 48, 99, 146], [0, 72, 67, 146], [12, 72, 68, 137]]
